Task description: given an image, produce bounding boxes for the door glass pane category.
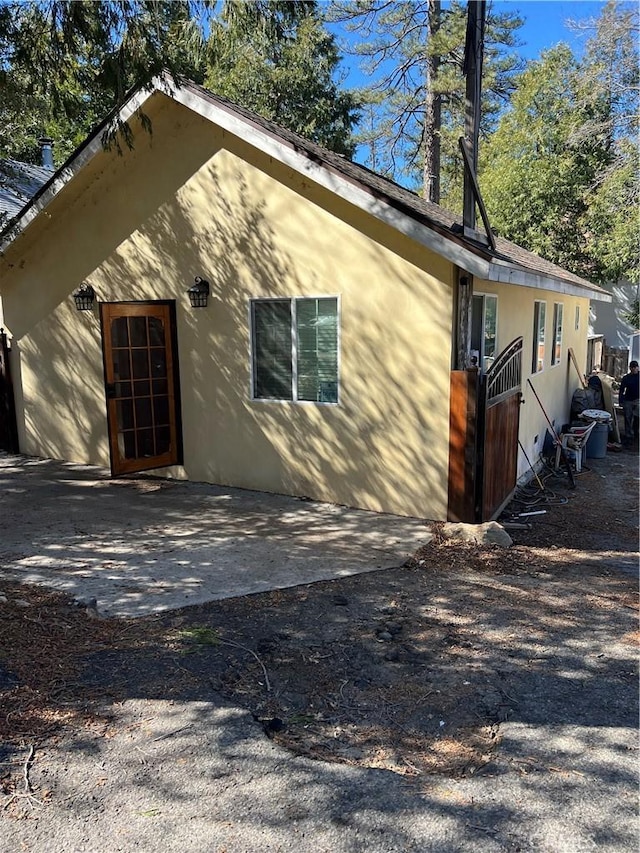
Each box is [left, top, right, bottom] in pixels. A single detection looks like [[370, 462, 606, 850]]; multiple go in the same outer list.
[[130, 317, 148, 348], [148, 317, 165, 346], [115, 381, 132, 398], [135, 397, 153, 429], [113, 350, 131, 380], [116, 399, 134, 430], [132, 349, 150, 379], [133, 379, 150, 397], [153, 396, 169, 426], [156, 426, 170, 455], [152, 378, 168, 395], [111, 317, 129, 347], [150, 348, 167, 378], [137, 429, 154, 457], [122, 430, 137, 459]]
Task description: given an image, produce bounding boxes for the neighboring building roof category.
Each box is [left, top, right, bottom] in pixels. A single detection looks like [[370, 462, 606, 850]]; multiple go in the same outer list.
[[0, 159, 52, 222], [0, 77, 610, 302]]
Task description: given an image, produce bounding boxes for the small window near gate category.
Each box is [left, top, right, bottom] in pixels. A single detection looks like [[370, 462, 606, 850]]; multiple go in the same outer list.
[[532, 301, 546, 373], [551, 302, 564, 367], [471, 293, 498, 373]]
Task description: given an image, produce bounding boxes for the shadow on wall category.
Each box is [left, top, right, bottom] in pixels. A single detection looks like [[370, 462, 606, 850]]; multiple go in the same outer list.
[[22, 152, 451, 517], [109, 161, 449, 516]]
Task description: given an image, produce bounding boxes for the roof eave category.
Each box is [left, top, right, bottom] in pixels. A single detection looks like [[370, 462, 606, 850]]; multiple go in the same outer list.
[[0, 77, 610, 304], [487, 261, 611, 302]]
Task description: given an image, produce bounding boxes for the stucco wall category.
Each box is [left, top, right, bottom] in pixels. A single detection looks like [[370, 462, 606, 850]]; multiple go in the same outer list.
[[0, 93, 453, 519], [473, 279, 592, 476]]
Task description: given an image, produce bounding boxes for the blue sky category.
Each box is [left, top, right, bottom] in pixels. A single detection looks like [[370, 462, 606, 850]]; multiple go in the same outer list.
[[333, 0, 610, 87], [494, 0, 606, 59]]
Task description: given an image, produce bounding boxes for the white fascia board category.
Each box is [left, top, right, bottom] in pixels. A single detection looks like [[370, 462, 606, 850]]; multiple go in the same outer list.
[[0, 88, 151, 254], [169, 85, 492, 281], [487, 261, 612, 302]]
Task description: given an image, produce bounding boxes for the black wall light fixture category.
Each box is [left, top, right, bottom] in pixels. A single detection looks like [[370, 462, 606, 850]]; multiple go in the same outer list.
[[73, 283, 95, 311], [187, 276, 210, 308]]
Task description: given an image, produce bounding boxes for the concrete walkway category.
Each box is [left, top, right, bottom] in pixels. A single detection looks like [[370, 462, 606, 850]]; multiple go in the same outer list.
[[0, 453, 431, 617]]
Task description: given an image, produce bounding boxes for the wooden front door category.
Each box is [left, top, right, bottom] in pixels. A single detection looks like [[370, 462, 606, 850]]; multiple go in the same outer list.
[[100, 302, 182, 476]]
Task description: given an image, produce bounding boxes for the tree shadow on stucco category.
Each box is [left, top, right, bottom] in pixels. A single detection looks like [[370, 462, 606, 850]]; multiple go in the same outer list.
[[2, 121, 637, 848]]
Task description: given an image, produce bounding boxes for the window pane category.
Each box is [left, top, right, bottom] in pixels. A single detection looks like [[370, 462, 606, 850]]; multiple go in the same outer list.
[[532, 302, 546, 373], [552, 303, 563, 365], [253, 301, 292, 400], [296, 298, 338, 403], [484, 296, 497, 370]]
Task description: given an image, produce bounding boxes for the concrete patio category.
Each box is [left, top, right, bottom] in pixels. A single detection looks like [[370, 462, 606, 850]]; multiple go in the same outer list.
[[0, 453, 432, 617]]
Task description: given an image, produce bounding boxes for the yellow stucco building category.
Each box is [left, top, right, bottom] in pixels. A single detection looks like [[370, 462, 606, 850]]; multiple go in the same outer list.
[[0, 79, 610, 521]]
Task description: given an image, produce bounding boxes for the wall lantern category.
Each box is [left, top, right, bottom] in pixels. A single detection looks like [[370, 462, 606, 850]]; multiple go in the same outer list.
[[73, 283, 95, 311], [187, 276, 210, 309]]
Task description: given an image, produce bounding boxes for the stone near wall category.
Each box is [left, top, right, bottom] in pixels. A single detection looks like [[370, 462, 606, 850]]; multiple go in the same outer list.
[[439, 521, 513, 548]]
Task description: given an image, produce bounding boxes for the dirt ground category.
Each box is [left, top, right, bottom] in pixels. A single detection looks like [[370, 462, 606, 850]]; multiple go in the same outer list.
[[1, 446, 638, 811]]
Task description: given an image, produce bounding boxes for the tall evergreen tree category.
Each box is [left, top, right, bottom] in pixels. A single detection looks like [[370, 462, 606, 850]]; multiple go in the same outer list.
[[205, 1, 359, 155], [0, 1, 210, 163], [480, 1, 639, 285], [0, 1, 358, 165], [327, 0, 523, 201]]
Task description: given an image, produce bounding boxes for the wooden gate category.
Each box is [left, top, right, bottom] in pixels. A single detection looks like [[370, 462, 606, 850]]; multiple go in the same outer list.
[[477, 337, 523, 520], [0, 328, 19, 453]]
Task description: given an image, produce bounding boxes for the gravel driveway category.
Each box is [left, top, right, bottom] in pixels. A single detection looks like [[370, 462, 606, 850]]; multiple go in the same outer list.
[[1, 449, 638, 852]]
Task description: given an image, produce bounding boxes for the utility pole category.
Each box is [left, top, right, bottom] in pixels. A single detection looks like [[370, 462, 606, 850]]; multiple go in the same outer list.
[[456, 0, 487, 370], [462, 0, 486, 233]]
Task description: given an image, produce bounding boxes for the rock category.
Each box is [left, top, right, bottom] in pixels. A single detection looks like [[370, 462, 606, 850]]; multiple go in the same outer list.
[[384, 648, 400, 662], [377, 631, 393, 642], [440, 521, 512, 547], [385, 621, 403, 635], [332, 594, 349, 607]]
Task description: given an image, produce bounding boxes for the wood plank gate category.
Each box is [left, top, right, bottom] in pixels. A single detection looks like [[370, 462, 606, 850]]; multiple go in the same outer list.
[[448, 337, 523, 522], [0, 328, 19, 453], [477, 336, 523, 521]]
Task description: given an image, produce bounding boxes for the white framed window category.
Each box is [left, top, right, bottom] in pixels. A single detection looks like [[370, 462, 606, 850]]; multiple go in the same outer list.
[[551, 302, 564, 366], [250, 297, 339, 403], [471, 293, 498, 373], [532, 300, 546, 373]]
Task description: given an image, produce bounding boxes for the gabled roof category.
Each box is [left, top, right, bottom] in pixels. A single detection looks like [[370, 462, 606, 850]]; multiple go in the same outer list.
[[0, 76, 610, 302], [0, 159, 52, 221]]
